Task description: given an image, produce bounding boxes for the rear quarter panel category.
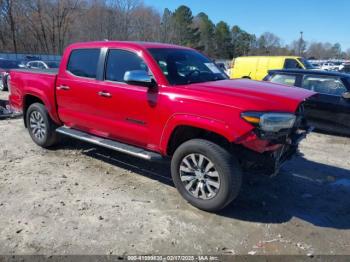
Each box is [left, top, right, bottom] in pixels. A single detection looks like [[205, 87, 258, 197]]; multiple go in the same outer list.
[[9, 70, 60, 124]]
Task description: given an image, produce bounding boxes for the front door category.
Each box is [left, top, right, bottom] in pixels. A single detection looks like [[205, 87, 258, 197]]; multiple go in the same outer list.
[[93, 48, 161, 149]]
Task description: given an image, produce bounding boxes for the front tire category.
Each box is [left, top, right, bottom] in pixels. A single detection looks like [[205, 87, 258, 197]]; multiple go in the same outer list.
[[26, 103, 59, 148], [171, 139, 242, 212]]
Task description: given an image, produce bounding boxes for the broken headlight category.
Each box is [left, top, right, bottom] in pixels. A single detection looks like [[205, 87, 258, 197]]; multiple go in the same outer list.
[[241, 112, 296, 133]]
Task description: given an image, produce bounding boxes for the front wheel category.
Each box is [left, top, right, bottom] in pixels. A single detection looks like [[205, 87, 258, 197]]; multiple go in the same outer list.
[[171, 139, 242, 212], [26, 103, 59, 148]]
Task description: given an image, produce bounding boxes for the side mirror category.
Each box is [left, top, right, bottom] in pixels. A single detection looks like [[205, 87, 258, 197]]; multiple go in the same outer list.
[[124, 70, 156, 88], [342, 92, 350, 99]]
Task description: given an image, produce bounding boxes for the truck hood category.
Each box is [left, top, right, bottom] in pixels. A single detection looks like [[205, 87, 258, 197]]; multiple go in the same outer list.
[[184, 79, 315, 112]]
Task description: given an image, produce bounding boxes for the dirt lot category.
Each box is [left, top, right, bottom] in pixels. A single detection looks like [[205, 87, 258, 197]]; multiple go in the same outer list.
[[0, 91, 350, 256]]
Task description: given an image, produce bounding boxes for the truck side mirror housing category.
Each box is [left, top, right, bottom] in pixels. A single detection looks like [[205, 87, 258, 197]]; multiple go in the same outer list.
[[124, 70, 156, 88], [342, 92, 350, 99]]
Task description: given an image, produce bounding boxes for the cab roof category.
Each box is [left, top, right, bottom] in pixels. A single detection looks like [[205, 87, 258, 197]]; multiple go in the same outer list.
[[268, 69, 350, 78], [67, 41, 191, 51]]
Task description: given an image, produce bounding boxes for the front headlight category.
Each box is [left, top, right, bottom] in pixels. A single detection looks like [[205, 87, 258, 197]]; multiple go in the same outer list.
[[242, 112, 296, 132]]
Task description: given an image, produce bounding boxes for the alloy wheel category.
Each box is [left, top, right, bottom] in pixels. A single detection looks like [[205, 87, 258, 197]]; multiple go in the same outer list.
[[29, 111, 47, 140], [179, 153, 220, 200]]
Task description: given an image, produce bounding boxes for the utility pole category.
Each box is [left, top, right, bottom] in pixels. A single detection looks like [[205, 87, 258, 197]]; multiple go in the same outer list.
[[299, 31, 304, 56]]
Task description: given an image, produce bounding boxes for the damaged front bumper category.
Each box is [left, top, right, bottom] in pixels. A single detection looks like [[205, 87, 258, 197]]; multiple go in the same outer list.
[[234, 109, 313, 176]]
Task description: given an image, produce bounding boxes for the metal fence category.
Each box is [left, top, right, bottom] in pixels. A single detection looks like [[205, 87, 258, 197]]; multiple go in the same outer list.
[[0, 52, 61, 61]]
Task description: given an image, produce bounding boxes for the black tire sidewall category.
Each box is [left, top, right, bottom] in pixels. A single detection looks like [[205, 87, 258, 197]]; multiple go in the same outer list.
[[171, 139, 242, 212], [26, 103, 56, 147]]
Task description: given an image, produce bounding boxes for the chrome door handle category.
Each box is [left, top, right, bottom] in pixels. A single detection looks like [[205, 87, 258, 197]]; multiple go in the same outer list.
[[57, 85, 70, 90], [98, 91, 112, 98]]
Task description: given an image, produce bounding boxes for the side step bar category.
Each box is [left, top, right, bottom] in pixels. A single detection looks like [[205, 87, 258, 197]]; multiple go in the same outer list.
[[56, 126, 163, 161]]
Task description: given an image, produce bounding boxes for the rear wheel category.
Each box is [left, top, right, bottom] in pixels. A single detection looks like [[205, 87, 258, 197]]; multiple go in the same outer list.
[[26, 103, 59, 148], [171, 139, 242, 212]]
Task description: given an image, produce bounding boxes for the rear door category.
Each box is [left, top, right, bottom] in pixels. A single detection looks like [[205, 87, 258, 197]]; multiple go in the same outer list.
[[56, 48, 105, 134], [300, 74, 350, 130]]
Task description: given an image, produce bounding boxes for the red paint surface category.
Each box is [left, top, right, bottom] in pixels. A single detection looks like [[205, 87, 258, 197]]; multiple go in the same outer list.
[[9, 41, 314, 155]]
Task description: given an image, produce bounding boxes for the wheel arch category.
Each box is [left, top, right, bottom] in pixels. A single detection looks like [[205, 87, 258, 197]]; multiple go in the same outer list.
[[160, 114, 237, 156], [22, 93, 61, 127]]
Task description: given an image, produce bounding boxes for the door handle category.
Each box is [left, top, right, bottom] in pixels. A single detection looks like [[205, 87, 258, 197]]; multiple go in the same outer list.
[[98, 91, 112, 98], [57, 85, 70, 91]]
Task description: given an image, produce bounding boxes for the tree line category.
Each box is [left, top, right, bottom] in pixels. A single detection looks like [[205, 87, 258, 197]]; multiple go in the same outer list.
[[0, 0, 349, 59]]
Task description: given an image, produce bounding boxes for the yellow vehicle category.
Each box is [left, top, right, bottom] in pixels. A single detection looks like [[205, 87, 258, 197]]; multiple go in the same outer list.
[[230, 56, 314, 80]]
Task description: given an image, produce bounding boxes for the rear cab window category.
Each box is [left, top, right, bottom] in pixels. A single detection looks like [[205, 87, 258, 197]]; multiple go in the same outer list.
[[67, 49, 100, 78]]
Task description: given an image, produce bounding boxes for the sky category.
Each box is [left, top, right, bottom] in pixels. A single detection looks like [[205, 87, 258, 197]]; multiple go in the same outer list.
[[143, 0, 350, 50]]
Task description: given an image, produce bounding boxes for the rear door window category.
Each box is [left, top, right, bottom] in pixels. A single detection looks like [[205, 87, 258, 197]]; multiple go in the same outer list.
[[37, 62, 46, 69], [302, 75, 347, 96], [270, 74, 297, 86], [29, 62, 38, 68], [67, 49, 100, 78]]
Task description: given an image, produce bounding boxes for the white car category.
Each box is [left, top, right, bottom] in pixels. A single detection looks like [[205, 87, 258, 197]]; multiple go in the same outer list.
[[321, 62, 337, 71], [26, 60, 59, 70]]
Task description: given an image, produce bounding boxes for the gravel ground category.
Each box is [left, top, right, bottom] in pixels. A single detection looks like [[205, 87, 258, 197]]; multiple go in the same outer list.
[[0, 91, 350, 255]]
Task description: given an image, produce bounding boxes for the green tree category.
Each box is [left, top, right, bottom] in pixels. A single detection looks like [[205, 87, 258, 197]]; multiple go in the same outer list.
[[331, 43, 342, 58], [172, 5, 199, 47], [231, 25, 254, 57], [160, 8, 174, 43], [195, 12, 215, 57], [214, 21, 232, 59]]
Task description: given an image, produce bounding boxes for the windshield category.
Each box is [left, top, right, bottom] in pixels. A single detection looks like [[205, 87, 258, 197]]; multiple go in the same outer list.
[[148, 48, 228, 85], [0, 60, 20, 69], [298, 58, 315, 69]]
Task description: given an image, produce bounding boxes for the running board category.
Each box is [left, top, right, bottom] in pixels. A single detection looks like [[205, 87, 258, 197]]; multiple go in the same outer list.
[[56, 126, 162, 161]]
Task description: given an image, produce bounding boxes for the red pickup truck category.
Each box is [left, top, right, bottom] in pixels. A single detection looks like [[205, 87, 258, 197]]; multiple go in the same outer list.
[[9, 41, 314, 211]]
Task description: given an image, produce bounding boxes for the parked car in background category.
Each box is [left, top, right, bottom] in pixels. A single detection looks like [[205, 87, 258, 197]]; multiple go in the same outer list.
[[311, 63, 321, 69], [0, 59, 20, 91], [264, 69, 350, 135], [321, 62, 337, 71], [230, 56, 314, 80], [26, 60, 59, 69], [9, 41, 314, 211]]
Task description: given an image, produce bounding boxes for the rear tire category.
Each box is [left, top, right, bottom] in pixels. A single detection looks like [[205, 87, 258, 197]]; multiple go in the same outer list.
[[171, 139, 242, 212], [26, 103, 59, 148]]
